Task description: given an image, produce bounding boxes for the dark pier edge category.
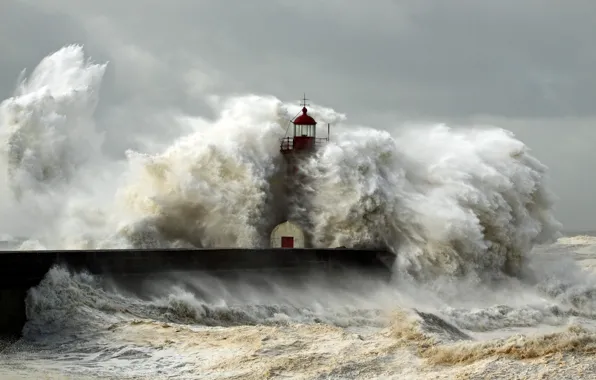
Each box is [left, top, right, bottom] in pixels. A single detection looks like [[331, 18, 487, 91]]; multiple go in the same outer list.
[[0, 248, 395, 339]]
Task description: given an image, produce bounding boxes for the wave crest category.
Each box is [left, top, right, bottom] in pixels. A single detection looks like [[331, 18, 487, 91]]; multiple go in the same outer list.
[[0, 45, 561, 281]]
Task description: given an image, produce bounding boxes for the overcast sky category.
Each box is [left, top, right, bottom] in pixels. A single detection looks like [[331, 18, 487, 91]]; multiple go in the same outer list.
[[1, 0, 595, 230]]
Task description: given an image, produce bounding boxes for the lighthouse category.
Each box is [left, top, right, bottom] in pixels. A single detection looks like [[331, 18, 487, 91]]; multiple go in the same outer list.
[[269, 95, 330, 249]]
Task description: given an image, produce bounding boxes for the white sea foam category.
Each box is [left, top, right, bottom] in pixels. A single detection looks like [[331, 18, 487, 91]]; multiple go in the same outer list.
[[0, 46, 560, 279], [3, 45, 594, 380]]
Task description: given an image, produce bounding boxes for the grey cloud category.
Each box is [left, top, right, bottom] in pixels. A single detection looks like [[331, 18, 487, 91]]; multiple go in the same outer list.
[[15, 0, 596, 118], [0, 1, 90, 96]]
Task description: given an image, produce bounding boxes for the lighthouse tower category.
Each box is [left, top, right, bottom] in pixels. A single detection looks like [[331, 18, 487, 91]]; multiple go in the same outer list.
[[269, 95, 330, 249]]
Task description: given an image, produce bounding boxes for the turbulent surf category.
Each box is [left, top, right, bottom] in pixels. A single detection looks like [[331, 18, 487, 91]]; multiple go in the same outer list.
[[2, 46, 595, 380]]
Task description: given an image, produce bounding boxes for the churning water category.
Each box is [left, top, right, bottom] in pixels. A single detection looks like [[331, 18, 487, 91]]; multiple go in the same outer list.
[[1, 46, 594, 380]]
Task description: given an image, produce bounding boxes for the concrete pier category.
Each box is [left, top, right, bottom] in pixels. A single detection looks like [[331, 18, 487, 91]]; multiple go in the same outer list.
[[0, 248, 394, 338]]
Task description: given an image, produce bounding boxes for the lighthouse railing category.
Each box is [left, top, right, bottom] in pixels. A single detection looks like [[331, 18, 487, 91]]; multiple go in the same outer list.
[[280, 137, 329, 153]]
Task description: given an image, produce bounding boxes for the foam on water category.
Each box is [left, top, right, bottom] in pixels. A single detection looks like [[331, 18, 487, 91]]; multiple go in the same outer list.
[[6, 251, 596, 379], [3, 45, 596, 379]]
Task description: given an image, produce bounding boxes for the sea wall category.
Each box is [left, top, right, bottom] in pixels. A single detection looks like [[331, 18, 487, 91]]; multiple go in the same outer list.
[[0, 248, 394, 337]]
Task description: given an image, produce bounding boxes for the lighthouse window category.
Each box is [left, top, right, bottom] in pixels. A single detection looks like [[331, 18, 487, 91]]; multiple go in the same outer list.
[[295, 124, 315, 137]]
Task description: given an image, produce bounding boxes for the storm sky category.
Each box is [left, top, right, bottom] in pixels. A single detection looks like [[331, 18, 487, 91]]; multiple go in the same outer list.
[[1, 0, 595, 230]]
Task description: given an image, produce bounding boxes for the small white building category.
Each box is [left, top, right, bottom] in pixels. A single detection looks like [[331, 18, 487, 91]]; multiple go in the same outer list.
[[270, 221, 305, 248]]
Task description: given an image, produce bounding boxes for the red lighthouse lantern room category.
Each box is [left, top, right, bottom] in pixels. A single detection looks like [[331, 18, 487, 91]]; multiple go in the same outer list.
[[280, 95, 329, 155]]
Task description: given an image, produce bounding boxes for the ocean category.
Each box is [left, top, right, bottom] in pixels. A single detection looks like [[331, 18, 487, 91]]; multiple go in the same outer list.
[[1, 46, 593, 379]]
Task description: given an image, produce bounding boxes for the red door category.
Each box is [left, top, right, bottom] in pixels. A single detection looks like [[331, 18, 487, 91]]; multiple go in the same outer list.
[[281, 236, 294, 248]]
